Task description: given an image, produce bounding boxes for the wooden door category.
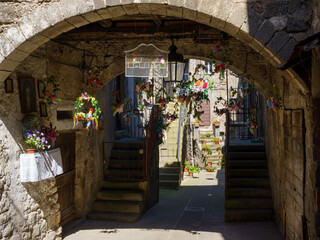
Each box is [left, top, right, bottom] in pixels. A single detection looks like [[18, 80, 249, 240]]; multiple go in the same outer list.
[[200, 101, 211, 126], [54, 132, 76, 226]]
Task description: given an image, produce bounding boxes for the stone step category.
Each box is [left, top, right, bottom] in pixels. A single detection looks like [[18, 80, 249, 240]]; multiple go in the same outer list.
[[160, 167, 180, 174], [225, 198, 273, 209], [159, 180, 180, 190], [108, 159, 143, 169], [228, 177, 270, 187], [87, 212, 140, 223], [225, 209, 273, 222], [226, 187, 272, 198], [159, 161, 180, 168], [105, 169, 143, 180], [228, 160, 267, 168], [159, 173, 180, 181], [159, 156, 178, 162], [97, 189, 145, 202], [229, 145, 265, 152], [228, 169, 269, 178], [92, 200, 143, 214], [101, 180, 147, 191], [112, 142, 144, 150], [229, 152, 266, 160], [111, 149, 141, 159]]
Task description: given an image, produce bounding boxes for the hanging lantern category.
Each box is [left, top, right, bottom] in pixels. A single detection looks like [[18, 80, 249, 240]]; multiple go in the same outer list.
[[125, 44, 168, 78], [164, 42, 186, 83]]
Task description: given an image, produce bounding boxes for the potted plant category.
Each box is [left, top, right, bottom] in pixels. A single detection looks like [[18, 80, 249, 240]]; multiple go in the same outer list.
[[189, 165, 200, 177], [207, 161, 212, 166], [208, 149, 212, 155], [202, 144, 210, 151], [213, 120, 220, 126], [194, 121, 200, 128], [212, 137, 220, 144], [184, 159, 191, 173], [25, 129, 50, 153], [206, 166, 216, 172]]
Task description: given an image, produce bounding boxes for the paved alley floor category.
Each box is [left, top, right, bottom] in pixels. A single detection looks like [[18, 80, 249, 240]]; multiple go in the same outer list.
[[63, 168, 284, 240]]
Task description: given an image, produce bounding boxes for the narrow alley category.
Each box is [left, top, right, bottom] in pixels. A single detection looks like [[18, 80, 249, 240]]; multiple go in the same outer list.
[[63, 169, 283, 240]]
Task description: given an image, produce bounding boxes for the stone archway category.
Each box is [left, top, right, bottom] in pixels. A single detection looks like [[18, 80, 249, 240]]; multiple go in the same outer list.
[[0, 1, 317, 239], [0, 1, 310, 93]]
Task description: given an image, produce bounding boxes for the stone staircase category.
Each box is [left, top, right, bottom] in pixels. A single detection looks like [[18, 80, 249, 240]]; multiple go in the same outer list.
[[88, 141, 148, 222], [159, 103, 181, 189], [199, 127, 221, 167], [225, 145, 273, 221]]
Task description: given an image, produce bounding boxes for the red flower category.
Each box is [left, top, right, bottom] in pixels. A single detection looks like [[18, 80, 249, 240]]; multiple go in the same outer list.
[[203, 82, 208, 89]]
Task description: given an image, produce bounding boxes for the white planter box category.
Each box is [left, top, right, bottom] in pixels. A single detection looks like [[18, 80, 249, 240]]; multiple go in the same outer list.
[[20, 148, 63, 182]]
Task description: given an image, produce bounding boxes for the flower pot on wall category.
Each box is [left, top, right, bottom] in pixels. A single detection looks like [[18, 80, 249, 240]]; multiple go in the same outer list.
[[188, 172, 193, 177], [207, 162, 212, 166], [26, 149, 36, 154]]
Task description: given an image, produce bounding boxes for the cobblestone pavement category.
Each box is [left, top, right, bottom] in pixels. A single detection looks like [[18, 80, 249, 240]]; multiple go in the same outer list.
[[63, 168, 284, 240]]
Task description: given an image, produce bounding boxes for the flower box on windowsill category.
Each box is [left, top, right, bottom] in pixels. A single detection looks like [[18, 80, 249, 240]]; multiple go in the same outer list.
[[20, 148, 63, 182]]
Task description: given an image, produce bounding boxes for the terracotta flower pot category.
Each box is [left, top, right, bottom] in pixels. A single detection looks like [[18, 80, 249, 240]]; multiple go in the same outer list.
[[188, 172, 193, 176], [184, 168, 189, 172], [208, 162, 212, 166], [26, 149, 36, 154], [215, 141, 219, 144], [202, 140, 207, 145]]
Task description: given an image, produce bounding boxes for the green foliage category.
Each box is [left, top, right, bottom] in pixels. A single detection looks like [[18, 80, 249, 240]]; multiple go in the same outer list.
[[205, 166, 216, 171], [202, 144, 210, 150], [212, 137, 220, 142], [189, 165, 200, 174], [207, 149, 212, 154]]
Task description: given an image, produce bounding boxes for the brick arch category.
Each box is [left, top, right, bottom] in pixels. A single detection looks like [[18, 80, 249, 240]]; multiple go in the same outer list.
[[0, 1, 309, 92]]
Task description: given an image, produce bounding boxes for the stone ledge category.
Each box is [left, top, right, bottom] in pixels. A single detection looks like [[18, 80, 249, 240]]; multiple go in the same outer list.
[[40, 26, 63, 39], [0, 59, 20, 71], [6, 49, 30, 62], [16, 40, 39, 54], [108, 6, 126, 18], [167, 6, 183, 19], [150, 4, 167, 16], [136, 4, 151, 15], [122, 4, 140, 15], [82, 11, 103, 23], [66, 15, 91, 28], [97, 8, 113, 19]]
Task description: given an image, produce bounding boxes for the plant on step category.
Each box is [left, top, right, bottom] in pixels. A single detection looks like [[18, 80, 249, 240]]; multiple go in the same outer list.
[[205, 166, 216, 172], [202, 144, 210, 150], [207, 149, 212, 155], [189, 165, 200, 174], [212, 137, 220, 143]]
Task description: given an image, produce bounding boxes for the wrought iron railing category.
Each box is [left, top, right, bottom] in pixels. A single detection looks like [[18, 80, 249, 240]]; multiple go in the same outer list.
[[229, 109, 259, 140]]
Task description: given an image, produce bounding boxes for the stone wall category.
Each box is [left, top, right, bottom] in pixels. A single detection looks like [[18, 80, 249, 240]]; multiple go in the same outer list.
[[264, 67, 316, 239], [0, 41, 94, 240]]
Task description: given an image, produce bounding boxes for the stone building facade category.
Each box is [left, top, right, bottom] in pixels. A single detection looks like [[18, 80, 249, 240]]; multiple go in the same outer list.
[[0, 0, 318, 240]]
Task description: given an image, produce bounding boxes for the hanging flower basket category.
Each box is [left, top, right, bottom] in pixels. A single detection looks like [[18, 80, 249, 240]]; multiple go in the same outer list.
[[74, 92, 101, 130]]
